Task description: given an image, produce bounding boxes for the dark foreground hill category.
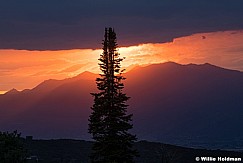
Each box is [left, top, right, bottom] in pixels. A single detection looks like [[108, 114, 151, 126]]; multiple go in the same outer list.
[[1, 62, 243, 149], [24, 139, 243, 163]]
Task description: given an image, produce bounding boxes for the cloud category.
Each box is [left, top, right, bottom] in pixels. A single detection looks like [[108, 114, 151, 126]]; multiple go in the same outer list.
[[0, 0, 243, 50], [1, 30, 243, 92], [60, 64, 85, 73], [117, 30, 243, 73]]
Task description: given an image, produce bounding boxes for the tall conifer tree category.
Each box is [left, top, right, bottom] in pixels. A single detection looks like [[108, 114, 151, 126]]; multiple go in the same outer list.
[[88, 28, 138, 163]]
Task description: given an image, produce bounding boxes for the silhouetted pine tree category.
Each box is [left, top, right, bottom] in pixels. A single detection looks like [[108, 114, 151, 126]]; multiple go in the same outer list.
[[88, 27, 138, 163]]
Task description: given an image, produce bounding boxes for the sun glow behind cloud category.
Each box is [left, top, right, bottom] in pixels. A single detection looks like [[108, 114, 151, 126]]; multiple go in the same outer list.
[[0, 30, 243, 93]]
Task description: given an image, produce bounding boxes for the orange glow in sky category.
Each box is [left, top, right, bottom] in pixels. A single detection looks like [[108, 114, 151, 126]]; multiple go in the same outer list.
[[1, 30, 243, 93]]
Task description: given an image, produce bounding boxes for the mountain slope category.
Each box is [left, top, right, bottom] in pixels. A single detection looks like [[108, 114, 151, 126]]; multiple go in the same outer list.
[[125, 62, 243, 147], [0, 62, 243, 149]]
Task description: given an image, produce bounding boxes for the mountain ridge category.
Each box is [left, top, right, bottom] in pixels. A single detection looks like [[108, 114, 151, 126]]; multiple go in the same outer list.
[[3, 62, 242, 95], [0, 62, 243, 149]]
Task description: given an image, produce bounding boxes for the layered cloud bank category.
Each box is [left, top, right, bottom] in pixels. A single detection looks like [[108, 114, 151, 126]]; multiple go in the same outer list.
[[0, 30, 243, 92], [0, 0, 243, 50]]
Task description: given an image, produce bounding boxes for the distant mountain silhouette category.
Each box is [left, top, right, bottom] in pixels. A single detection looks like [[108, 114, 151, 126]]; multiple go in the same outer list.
[[1, 62, 243, 148], [4, 88, 20, 95]]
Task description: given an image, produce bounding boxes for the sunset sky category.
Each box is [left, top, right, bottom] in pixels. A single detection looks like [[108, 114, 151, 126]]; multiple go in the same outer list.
[[0, 0, 243, 93]]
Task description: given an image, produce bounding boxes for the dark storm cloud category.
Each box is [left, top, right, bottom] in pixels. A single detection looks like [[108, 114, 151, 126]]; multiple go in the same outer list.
[[0, 0, 243, 50]]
